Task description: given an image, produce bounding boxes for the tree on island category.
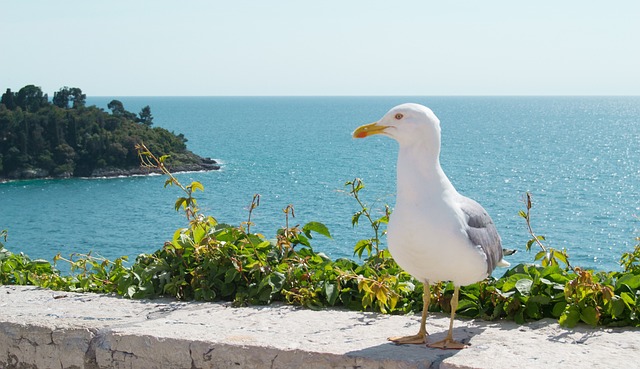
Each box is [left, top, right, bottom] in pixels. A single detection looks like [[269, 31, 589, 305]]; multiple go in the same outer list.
[[107, 99, 125, 116], [108, 99, 137, 120], [52, 87, 87, 109], [14, 85, 48, 112], [0, 89, 16, 110], [137, 105, 154, 126], [0, 84, 217, 180]]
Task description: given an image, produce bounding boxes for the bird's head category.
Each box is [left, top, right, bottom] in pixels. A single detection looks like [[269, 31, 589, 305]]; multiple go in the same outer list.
[[352, 103, 441, 147]]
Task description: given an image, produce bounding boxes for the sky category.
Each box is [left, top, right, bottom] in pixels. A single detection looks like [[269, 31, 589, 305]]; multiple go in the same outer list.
[[2, 1, 640, 96]]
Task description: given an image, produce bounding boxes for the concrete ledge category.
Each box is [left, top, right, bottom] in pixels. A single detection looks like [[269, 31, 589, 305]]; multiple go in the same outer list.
[[1, 285, 638, 369]]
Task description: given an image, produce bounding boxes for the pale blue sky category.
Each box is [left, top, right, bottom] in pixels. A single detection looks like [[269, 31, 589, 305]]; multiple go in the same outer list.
[[2, 1, 639, 96]]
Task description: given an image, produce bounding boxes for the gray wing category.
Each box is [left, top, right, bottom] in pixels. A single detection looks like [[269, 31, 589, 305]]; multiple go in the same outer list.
[[457, 195, 503, 275]]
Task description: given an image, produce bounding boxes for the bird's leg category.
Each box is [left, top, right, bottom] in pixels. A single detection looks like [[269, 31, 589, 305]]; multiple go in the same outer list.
[[427, 285, 467, 350], [388, 280, 430, 345]]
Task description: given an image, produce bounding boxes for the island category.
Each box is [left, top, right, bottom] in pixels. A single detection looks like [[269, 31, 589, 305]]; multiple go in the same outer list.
[[0, 85, 219, 181]]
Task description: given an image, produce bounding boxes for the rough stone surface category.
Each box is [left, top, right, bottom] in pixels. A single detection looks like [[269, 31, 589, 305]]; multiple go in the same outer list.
[[1, 285, 639, 369]]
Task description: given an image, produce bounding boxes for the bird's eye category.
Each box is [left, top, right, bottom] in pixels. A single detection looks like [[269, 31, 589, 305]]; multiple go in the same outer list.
[[394, 113, 404, 120]]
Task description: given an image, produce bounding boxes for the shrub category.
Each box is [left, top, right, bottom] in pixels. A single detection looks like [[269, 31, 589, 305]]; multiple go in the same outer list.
[[1, 145, 639, 327]]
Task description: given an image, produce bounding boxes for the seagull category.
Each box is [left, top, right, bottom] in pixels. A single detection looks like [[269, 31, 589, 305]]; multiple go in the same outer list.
[[352, 103, 509, 349]]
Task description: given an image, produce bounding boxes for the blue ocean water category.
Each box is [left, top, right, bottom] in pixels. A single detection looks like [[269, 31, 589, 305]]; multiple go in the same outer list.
[[1, 97, 639, 273]]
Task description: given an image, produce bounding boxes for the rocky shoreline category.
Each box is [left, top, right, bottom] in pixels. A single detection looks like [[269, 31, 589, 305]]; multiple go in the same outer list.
[[0, 156, 220, 183]]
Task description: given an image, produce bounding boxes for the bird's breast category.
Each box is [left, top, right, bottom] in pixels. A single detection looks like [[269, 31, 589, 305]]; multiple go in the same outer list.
[[387, 198, 488, 285]]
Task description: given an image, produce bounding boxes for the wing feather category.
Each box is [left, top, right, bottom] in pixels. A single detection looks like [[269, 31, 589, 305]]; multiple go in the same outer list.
[[458, 195, 504, 275]]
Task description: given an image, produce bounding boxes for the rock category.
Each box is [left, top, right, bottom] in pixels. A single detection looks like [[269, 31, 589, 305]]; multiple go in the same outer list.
[[53, 171, 73, 179], [1, 156, 220, 182], [89, 157, 220, 178], [6, 168, 49, 180]]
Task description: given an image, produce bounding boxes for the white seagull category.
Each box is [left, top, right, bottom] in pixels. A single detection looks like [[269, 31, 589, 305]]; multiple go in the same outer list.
[[352, 103, 509, 349]]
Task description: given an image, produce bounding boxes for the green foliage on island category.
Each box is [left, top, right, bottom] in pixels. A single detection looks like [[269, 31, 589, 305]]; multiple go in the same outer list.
[[1, 145, 639, 328], [0, 84, 216, 180]]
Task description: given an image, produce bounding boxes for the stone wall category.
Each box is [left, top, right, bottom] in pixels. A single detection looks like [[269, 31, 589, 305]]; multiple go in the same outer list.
[[1, 286, 639, 369]]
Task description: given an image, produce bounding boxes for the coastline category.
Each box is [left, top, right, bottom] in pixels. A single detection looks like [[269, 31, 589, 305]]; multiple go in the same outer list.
[[0, 157, 220, 184]]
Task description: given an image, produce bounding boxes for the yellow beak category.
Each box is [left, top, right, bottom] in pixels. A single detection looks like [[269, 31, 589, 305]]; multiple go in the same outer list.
[[352, 122, 388, 138]]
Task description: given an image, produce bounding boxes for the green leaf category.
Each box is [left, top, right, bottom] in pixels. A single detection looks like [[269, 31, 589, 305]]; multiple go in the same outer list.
[[302, 222, 332, 239], [552, 302, 567, 318], [525, 301, 540, 318], [610, 297, 626, 319], [518, 210, 527, 219], [559, 305, 580, 327], [501, 274, 532, 292], [189, 181, 204, 192], [245, 260, 260, 270], [324, 282, 339, 305], [539, 264, 562, 277], [294, 234, 311, 247], [580, 306, 599, 326], [351, 211, 363, 227], [547, 272, 570, 285], [267, 272, 285, 291], [525, 238, 535, 251], [552, 250, 568, 265], [620, 292, 635, 309], [353, 239, 371, 258], [171, 229, 185, 249], [529, 295, 551, 305], [255, 240, 271, 251], [460, 288, 479, 301], [225, 268, 239, 284], [456, 299, 479, 317], [515, 279, 533, 295], [175, 197, 187, 211], [616, 274, 640, 291], [127, 285, 137, 298], [193, 225, 206, 245]]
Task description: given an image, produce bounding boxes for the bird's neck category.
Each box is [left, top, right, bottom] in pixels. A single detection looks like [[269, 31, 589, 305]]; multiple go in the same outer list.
[[396, 143, 456, 202]]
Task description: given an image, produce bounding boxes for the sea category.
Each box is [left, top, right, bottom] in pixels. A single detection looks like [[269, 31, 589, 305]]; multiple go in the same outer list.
[[1, 97, 639, 274]]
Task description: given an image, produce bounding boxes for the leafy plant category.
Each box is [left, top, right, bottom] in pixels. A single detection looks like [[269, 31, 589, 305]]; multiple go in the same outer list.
[[1, 230, 63, 287], [2, 148, 640, 328], [519, 192, 571, 268], [620, 240, 640, 274], [346, 178, 390, 258]]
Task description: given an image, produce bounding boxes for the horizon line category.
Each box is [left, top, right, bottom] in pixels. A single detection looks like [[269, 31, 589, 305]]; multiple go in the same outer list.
[[87, 94, 640, 98]]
